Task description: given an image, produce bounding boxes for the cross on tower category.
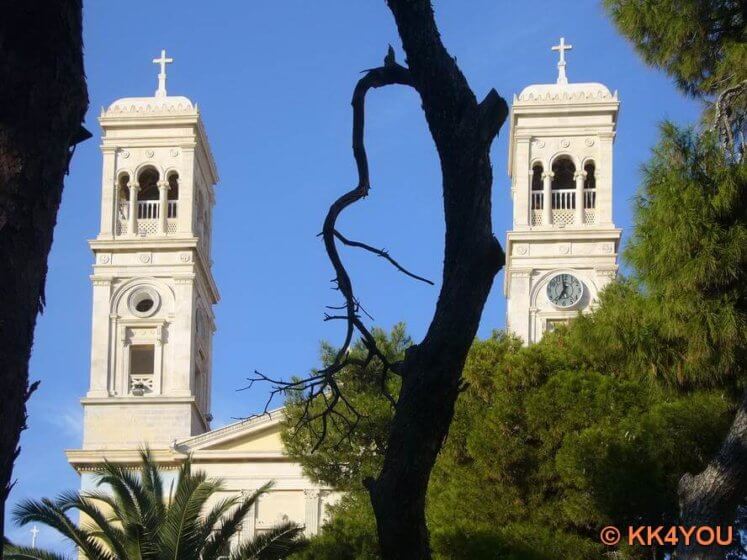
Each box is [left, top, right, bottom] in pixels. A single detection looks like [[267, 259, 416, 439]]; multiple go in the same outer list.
[[152, 49, 174, 97], [551, 37, 573, 85]]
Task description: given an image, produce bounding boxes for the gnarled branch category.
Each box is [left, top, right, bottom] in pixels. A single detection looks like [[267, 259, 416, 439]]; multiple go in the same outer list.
[[246, 49, 419, 450]]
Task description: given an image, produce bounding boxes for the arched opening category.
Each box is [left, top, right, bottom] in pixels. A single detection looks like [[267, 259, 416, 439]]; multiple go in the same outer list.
[[583, 162, 596, 189], [530, 163, 543, 212], [117, 174, 131, 230], [167, 172, 179, 200], [551, 157, 575, 190], [583, 162, 596, 213], [166, 172, 179, 219], [117, 173, 131, 202], [531, 164, 543, 191], [136, 167, 160, 221], [137, 168, 159, 201]]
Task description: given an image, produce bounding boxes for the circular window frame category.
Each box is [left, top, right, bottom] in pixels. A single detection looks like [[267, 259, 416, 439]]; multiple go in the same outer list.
[[128, 288, 160, 318]]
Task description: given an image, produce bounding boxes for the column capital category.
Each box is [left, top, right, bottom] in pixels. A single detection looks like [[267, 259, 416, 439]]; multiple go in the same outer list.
[[542, 171, 554, 180], [574, 171, 587, 180], [157, 180, 170, 190]]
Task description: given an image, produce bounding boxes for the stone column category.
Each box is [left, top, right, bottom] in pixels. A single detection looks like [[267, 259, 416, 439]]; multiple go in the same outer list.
[[304, 489, 321, 537], [574, 171, 586, 226], [158, 180, 169, 234], [542, 172, 553, 226], [241, 490, 257, 541], [128, 183, 139, 235]]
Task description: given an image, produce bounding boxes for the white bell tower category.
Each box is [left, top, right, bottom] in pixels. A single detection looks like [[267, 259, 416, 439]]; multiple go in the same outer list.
[[79, 51, 219, 451], [505, 38, 622, 344]]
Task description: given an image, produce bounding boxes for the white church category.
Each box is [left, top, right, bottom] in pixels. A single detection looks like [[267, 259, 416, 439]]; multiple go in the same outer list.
[[66, 39, 620, 540]]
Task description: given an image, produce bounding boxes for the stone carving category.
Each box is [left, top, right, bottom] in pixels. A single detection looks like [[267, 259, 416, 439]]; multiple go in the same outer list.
[[138, 253, 151, 264], [585, 137, 595, 147], [170, 148, 179, 157], [180, 252, 191, 263], [145, 149, 155, 158], [515, 244, 528, 255], [560, 138, 570, 148], [99, 254, 111, 264]]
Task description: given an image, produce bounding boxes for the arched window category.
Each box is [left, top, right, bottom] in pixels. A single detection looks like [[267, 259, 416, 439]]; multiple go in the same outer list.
[[551, 157, 575, 190], [137, 168, 159, 201], [584, 162, 596, 189], [531, 164, 543, 191], [117, 173, 130, 202], [167, 172, 179, 201]]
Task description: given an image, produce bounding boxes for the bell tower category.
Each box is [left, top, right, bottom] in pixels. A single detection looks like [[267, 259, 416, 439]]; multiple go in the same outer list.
[[505, 38, 622, 344], [79, 51, 219, 450]]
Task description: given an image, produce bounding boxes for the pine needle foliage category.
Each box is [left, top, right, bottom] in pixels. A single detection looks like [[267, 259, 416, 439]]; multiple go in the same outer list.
[[603, 0, 746, 97], [3, 449, 306, 560]]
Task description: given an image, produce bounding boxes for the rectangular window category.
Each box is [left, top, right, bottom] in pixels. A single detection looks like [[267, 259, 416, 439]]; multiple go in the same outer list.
[[545, 319, 570, 333], [130, 345, 155, 375]]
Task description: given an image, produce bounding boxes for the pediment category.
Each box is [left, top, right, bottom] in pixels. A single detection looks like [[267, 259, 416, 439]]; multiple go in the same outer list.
[[176, 408, 288, 455]]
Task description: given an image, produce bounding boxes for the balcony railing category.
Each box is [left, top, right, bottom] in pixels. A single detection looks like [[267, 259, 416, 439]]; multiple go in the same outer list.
[[116, 200, 179, 236], [529, 189, 596, 226]]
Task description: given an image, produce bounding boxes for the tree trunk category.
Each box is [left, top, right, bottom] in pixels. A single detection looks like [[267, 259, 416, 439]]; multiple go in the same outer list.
[[0, 1, 88, 542], [366, 2, 507, 558], [675, 390, 747, 560]]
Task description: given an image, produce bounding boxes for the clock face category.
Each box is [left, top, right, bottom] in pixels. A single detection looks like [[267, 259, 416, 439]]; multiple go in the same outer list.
[[546, 273, 584, 308]]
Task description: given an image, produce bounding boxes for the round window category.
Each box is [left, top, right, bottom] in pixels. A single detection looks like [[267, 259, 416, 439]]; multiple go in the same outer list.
[[129, 288, 160, 318]]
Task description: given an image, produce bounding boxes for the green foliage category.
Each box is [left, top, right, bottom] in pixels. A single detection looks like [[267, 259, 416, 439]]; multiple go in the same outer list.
[[282, 324, 409, 491], [284, 330, 733, 560], [3, 450, 305, 560], [603, 0, 746, 97], [290, 494, 379, 560], [625, 125, 747, 385]]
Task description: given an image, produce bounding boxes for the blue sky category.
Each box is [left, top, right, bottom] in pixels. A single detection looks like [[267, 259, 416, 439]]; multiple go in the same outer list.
[[6, 0, 702, 551]]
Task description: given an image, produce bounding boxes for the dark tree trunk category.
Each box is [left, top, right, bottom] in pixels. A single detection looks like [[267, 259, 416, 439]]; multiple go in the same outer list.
[[0, 1, 88, 542], [365, 2, 507, 558], [675, 390, 747, 560]]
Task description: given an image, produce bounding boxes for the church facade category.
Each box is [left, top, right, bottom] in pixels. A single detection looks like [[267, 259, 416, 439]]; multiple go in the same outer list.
[[65, 51, 336, 540], [67, 40, 620, 541]]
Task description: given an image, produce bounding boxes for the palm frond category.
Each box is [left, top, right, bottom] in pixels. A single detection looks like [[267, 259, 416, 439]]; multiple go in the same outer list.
[[160, 468, 221, 560], [201, 482, 273, 559], [57, 491, 129, 560], [229, 521, 306, 560], [12, 498, 114, 560], [2, 543, 72, 560]]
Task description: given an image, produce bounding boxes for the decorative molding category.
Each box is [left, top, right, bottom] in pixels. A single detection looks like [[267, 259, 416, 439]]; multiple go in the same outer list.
[[145, 149, 155, 158], [515, 244, 528, 256], [584, 138, 595, 147], [169, 148, 179, 157], [138, 252, 152, 264], [179, 252, 192, 263], [120, 150, 130, 159], [98, 254, 111, 264], [559, 138, 570, 148], [559, 243, 570, 255]]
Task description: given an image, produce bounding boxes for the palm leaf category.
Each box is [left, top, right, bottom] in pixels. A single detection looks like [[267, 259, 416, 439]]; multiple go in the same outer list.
[[160, 465, 221, 560], [229, 521, 306, 560], [201, 482, 273, 559], [57, 491, 129, 560], [2, 543, 72, 560], [12, 497, 114, 560]]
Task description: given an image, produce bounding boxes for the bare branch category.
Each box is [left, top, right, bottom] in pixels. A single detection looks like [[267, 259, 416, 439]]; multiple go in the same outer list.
[[334, 230, 434, 285]]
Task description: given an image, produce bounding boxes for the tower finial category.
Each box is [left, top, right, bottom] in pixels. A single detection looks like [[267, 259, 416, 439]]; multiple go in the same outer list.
[[551, 37, 572, 85], [152, 49, 174, 97]]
